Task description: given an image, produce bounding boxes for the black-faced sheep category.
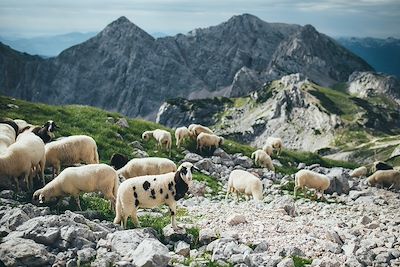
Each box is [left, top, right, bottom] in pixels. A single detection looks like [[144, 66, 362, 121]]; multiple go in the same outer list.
[[196, 132, 224, 152], [33, 164, 119, 211], [110, 153, 129, 170], [117, 157, 177, 180], [114, 162, 198, 229], [294, 169, 330, 199], [45, 135, 99, 178], [225, 170, 263, 201], [371, 161, 393, 173], [367, 170, 400, 189]]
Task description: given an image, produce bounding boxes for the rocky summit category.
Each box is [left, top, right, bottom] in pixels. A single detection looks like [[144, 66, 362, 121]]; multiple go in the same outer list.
[[0, 14, 372, 119]]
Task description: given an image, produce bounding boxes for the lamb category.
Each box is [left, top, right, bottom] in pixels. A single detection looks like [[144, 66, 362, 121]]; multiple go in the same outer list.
[[117, 157, 177, 180], [110, 153, 129, 170], [114, 162, 198, 229], [190, 124, 213, 137], [175, 126, 190, 148], [265, 137, 283, 155], [45, 135, 99, 178], [142, 129, 172, 155], [262, 143, 273, 156], [251, 150, 275, 171], [350, 166, 368, 178], [225, 169, 263, 201], [0, 132, 45, 191], [294, 169, 330, 199], [33, 164, 119, 211], [196, 132, 224, 152], [366, 170, 400, 189]]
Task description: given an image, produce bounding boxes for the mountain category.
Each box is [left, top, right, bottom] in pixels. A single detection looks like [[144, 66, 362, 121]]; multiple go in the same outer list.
[[157, 73, 400, 164], [0, 14, 373, 119], [336, 37, 400, 78], [0, 32, 97, 57]]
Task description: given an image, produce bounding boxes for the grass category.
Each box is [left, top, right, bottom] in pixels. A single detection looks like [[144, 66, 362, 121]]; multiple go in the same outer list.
[[292, 256, 313, 267]]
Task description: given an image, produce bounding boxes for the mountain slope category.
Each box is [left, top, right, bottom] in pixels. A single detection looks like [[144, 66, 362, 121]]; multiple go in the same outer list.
[[0, 14, 373, 119]]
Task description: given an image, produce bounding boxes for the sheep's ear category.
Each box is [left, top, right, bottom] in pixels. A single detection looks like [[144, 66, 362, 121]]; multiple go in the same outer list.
[[192, 166, 200, 172]]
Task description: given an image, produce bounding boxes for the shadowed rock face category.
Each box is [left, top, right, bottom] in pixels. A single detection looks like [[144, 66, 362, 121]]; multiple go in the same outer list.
[[0, 14, 372, 119]]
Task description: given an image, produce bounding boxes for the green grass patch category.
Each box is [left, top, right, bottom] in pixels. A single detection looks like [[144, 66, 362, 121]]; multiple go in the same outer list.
[[292, 256, 313, 267], [193, 173, 222, 196]]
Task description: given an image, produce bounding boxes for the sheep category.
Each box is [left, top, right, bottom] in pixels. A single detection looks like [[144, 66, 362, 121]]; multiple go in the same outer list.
[[366, 170, 400, 189], [110, 153, 129, 170], [262, 143, 273, 156], [190, 124, 213, 138], [0, 124, 16, 152], [265, 137, 283, 155], [14, 119, 32, 133], [45, 135, 99, 178], [251, 150, 275, 171], [33, 164, 119, 211], [294, 169, 330, 199], [350, 166, 368, 178], [0, 132, 45, 191], [24, 120, 59, 143], [114, 162, 198, 229], [196, 132, 224, 152], [0, 118, 19, 137], [371, 161, 393, 173], [175, 126, 190, 148], [117, 157, 177, 180], [142, 129, 172, 156], [225, 169, 263, 201]]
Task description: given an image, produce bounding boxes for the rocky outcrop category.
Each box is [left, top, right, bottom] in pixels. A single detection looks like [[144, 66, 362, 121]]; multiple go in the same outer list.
[[0, 14, 372, 119]]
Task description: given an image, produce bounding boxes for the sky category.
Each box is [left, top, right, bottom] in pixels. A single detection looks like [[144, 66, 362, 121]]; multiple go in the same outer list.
[[0, 0, 399, 39]]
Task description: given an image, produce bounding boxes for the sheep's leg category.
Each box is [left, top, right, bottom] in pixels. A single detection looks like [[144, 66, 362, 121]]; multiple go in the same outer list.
[[39, 159, 45, 185], [75, 196, 82, 211], [225, 187, 231, 200], [130, 209, 140, 228], [14, 177, 20, 192], [168, 202, 179, 230], [235, 191, 240, 202], [294, 186, 298, 198]]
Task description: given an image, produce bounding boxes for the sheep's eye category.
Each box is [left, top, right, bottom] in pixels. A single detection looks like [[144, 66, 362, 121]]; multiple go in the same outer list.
[[181, 167, 187, 175]]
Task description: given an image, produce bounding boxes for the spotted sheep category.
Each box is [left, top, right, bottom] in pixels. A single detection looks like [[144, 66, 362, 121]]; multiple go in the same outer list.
[[114, 162, 198, 229]]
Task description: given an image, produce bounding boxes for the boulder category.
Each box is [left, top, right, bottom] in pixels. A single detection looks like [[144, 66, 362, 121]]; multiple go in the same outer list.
[[131, 238, 170, 267]]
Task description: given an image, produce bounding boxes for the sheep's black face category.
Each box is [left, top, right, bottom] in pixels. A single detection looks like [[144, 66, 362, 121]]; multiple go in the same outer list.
[[178, 162, 199, 188], [45, 120, 58, 132]]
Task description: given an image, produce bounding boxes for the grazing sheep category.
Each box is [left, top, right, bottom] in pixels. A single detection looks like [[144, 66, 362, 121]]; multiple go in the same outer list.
[[225, 169, 263, 201], [371, 161, 393, 173], [0, 124, 16, 152], [45, 135, 99, 178], [262, 143, 273, 156], [110, 153, 129, 170], [175, 126, 190, 148], [196, 132, 224, 152], [142, 129, 172, 155], [190, 124, 213, 137], [294, 169, 330, 199], [350, 166, 368, 178], [114, 162, 198, 229], [0, 132, 45, 191], [117, 157, 177, 180], [251, 150, 275, 171], [265, 137, 283, 155], [367, 170, 400, 189], [33, 164, 119, 211]]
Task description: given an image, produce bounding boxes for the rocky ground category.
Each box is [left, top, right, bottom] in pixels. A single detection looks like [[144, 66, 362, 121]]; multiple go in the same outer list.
[[0, 148, 399, 267]]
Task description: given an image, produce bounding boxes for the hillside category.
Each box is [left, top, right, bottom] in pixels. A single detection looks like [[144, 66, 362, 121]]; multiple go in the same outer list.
[[0, 14, 372, 119]]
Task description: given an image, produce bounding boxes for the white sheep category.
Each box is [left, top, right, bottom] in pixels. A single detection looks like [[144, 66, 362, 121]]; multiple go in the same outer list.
[[225, 169, 263, 201], [251, 150, 275, 171], [0, 132, 45, 191], [190, 124, 213, 137], [14, 119, 32, 133], [350, 166, 368, 178], [196, 132, 224, 152], [45, 135, 99, 178], [0, 124, 16, 152], [142, 129, 172, 156], [367, 170, 400, 189], [175, 126, 190, 148], [114, 162, 197, 229], [33, 164, 119, 211], [265, 137, 283, 155], [262, 143, 273, 156], [294, 169, 330, 199], [117, 157, 177, 180]]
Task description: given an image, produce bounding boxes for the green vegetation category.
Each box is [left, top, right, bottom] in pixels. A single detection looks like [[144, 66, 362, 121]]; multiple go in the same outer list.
[[193, 173, 222, 196], [292, 256, 313, 267]]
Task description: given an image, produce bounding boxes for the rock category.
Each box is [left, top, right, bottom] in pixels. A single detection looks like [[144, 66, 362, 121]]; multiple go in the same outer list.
[[116, 118, 129, 128], [131, 238, 170, 267], [233, 156, 253, 168], [129, 141, 144, 150], [0, 207, 30, 231], [390, 145, 400, 158], [297, 163, 306, 169], [213, 148, 231, 159], [311, 256, 341, 267], [189, 180, 207, 197], [162, 225, 190, 243], [7, 104, 19, 109], [199, 228, 218, 245], [0, 238, 55, 266], [359, 215, 372, 225], [349, 189, 371, 200], [132, 148, 149, 158], [342, 242, 359, 257], [0, 190, 13, 199], [195, 159, 216, 173], [254, 241, 269, 253], [325, 167, 350, 195], [184, 152, 204, 163], [227, 214, 247, 226], [268, 195, 296, 216], [277, 258, 295, 267], [175, 241, 190, 257], [77, 247, 96, 264], [325, 230, 343, 245]]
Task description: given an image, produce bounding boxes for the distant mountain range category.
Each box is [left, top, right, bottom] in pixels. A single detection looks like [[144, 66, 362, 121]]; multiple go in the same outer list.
[[0, 14, 372, 119]]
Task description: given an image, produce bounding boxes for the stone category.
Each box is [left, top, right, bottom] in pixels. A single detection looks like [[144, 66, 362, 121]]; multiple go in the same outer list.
[[342, 242, 359, 256], [116, 118, 129, 128], [0, 238, 55, 266], [254, 241, 269, 253], [325, 167, 350, 195], [132, 148, 149, 158], [277, 258, 295, 267], [213, 148, 231, 159], [227, 214, 247, 226], [325, 230, 343, 245], [189, 181, 207, 197], [129, 141, 144, 150], [163, 225, 190, 243], [199, 228, 218, 245], [233, 156, 253, 168], [175, 241, 190, 257], [268, 195, 296, 217], [77, 247, 96, 264], [359, 215, 372, 225], [184, 153, 204, 163], [195, 158, 216, 173], [106, 228, 157, 256], [0, 190, 13, 199], [297, 163, 306, 169], [311, 256, 341, 267], [131, 238, 170, 267]]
